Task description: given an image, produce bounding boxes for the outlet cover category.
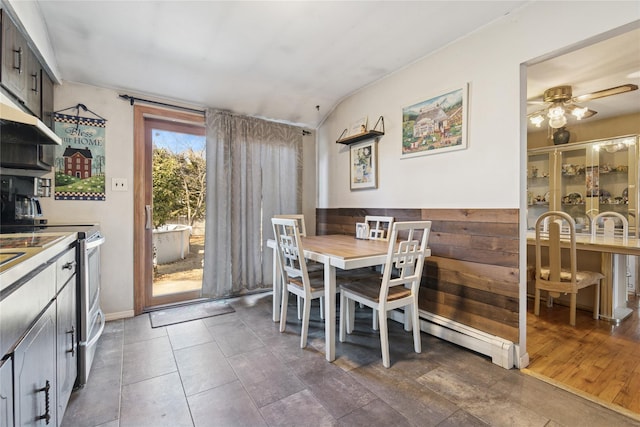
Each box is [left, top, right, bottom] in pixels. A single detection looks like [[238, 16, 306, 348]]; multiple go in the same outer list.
[[112, 178, 128, 191]]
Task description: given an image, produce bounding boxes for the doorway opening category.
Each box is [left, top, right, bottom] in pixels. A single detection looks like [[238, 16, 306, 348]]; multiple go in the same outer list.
[[523, 24, 640, 415], [133, 105, 206, 313]]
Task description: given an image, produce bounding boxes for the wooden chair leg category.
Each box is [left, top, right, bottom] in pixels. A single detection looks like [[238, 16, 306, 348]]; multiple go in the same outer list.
[[297, 296, 302, 320], [372, 309, 378, 330], [319, 297, 324, 320], [593, 283, 601, 320], [300, 297, 311, 348], [534, 288, 541, 316], [379, 310, 390, 368], [570, 293, 577, 326], [280, 288, 289, 332]]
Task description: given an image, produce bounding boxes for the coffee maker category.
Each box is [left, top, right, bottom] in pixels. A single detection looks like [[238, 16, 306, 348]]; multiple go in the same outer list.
[[0, 175, 49, 225]]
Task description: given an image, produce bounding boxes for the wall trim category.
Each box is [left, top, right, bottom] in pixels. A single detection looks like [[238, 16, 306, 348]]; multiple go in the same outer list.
[[389, 309, 516, 369], [105, 310, 135, 321]]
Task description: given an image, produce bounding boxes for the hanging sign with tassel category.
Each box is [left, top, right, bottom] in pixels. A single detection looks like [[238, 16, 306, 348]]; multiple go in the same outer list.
[[53, 104, 107, 201]]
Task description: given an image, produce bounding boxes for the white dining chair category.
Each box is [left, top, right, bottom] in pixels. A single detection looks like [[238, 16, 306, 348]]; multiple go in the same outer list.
[[365, 215, 394, 241], [534, 211, 603, 326], [274, 213, 324, 319], [272, 217, 326, 348], [360, 215, 395, 328], [591, 211, 629, 239], [339, 220, 432, 368]]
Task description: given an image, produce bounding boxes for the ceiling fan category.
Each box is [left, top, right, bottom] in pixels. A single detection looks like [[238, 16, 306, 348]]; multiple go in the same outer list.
[[528, 83, 638, 129]]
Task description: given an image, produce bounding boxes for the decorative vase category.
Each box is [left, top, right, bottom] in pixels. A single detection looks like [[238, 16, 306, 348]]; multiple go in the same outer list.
[[553, 127, 570, 145]]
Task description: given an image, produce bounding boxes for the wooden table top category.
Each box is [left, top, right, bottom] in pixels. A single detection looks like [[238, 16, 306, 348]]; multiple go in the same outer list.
[[301, 234, 390, 260]]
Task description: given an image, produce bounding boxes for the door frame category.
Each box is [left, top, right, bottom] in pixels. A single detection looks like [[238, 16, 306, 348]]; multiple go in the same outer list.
[[133, 105, 205, 315]]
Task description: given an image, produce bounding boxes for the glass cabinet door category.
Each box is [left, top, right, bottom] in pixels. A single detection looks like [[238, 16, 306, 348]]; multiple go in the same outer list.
[[594, 136, 638, 235], [527, 152, 550, 229], [559, 145, 590, 232], [527, 135, 639, 236]]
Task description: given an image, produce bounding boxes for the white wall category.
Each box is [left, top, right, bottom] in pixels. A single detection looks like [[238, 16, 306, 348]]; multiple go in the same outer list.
[[317, 2, 639, 209], [40, 83, 135, 319]]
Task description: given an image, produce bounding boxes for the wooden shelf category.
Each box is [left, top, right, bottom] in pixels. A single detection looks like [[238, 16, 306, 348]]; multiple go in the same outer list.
[[336, 130, 384, 145], [336, 116, 385, 145]]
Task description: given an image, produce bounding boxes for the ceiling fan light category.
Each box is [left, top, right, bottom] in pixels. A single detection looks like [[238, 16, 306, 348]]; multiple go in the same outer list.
[[572, 106, 588, 120], [547, 105, 565, 119], [548, 115, 567, 129], [530, 114, 544, 127]]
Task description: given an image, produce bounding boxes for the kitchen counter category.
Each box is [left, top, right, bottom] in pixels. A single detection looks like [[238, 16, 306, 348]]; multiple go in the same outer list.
[[0, 231, 77, 291]]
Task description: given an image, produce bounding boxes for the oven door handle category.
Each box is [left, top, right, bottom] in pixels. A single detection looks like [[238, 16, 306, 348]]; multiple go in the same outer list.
[[86, 235, 106, 250], [85, 309, 105, 348]]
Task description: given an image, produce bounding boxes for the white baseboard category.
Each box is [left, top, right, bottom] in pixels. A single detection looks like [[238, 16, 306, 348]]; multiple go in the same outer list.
[[105, 310, 135, 321], [389, 309, 515, 369]]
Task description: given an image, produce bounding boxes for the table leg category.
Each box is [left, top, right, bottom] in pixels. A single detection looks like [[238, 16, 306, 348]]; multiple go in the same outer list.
[[324, 261, 336, 362], [272, 247, 281, 322]]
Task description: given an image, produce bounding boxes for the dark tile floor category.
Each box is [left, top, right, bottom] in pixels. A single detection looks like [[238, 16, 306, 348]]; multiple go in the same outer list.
[[61, 293, 640, 427]]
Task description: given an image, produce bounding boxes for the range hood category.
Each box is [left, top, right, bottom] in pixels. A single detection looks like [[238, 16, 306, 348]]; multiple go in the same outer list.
[[0, 96, 61, 146]]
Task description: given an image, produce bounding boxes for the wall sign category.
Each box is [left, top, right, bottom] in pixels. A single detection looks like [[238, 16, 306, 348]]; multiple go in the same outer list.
[[53, 112, 106, 200]]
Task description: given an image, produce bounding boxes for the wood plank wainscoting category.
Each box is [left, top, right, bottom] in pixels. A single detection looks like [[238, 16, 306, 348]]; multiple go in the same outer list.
[[316, 208, 520, 367]]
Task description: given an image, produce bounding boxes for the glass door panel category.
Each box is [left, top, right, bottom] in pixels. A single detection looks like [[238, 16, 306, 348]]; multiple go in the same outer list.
[[559, 146, 589, 232], [527, 152, 550, 229]]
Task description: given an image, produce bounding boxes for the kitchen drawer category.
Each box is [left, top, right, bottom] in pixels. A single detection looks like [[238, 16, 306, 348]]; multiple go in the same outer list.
[[56, 247, 76, 293], [0, 262, 56, 357]]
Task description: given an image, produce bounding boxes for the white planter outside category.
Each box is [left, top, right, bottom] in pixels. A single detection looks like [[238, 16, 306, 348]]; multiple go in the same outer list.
[[152, 224, 192, 265]]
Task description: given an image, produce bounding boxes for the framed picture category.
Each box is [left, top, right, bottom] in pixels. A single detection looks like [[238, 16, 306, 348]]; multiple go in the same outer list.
[[401, 83, 468, 159], [350, 140, 377, 190]]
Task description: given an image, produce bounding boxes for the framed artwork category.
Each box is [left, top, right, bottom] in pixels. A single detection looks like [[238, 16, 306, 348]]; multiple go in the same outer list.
[[401, 83, 468, 159], [350, 140, 377, 190]]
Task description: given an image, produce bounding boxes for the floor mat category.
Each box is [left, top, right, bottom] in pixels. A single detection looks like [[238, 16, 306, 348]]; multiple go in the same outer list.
[[149, 300, 235, 328]]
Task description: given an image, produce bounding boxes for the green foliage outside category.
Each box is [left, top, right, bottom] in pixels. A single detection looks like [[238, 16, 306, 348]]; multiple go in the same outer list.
[[55, 173, 105, 193], [152, 147, 206, 228]]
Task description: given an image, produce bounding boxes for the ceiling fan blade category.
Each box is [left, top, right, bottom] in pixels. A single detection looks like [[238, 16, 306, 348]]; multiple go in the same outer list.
[[572, 83, 638, 103]]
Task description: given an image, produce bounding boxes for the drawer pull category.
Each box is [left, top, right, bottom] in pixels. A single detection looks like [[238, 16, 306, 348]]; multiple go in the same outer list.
[[62, 261, 75, 271], [67, 325, 76, 356], [36, 380, 51, 424], [13, 47, 22, 73]]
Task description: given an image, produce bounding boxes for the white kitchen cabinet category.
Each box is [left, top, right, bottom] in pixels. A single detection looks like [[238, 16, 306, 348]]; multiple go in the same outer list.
[[55, 273, 76, 426], [13, 302, 57, 426], [0, 357, 12, 427]]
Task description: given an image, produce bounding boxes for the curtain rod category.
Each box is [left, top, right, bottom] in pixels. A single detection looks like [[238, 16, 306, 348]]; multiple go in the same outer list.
[[119, 94, 205, 115], [120, 94, 312, 136]]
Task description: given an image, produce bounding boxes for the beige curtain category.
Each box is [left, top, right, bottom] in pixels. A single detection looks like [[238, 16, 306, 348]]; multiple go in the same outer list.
[[202, 109, 302, 298]]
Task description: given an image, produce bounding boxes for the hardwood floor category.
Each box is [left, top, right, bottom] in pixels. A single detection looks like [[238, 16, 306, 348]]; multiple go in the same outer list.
[[526, 294, 640, 415]]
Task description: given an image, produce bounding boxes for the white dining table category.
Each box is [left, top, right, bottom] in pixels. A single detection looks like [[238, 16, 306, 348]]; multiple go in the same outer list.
[[268, 234, 393, 362]]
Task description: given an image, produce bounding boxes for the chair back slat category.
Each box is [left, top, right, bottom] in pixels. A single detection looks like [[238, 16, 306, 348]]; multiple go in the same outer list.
[[379, 221, 431, 303], [535, 211, 578, 287], [591, 211, 629, 240], [365, 215, 394, 241], [272, 217, 311, 295], [274, 214, 307, 237]]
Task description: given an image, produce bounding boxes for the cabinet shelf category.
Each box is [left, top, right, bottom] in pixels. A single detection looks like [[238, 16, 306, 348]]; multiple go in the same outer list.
[[336, 116, 385, 145]]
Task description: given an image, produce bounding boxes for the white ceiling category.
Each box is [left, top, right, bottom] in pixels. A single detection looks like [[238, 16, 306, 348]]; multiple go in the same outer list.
[[30, 0, 530, 129], [526, 26, 640, 131]]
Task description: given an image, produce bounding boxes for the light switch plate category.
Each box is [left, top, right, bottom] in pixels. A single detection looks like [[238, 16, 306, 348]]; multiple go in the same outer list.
[[112, 178, 128, 191]]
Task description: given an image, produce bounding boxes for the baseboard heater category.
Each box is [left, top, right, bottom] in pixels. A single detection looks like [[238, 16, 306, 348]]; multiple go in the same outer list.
[[388, 309, 515, 369]]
